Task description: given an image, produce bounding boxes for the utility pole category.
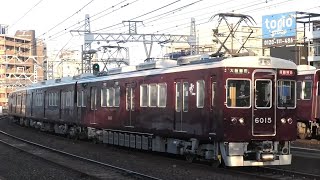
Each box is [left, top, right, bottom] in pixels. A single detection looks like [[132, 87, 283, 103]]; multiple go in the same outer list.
[[211, 13, 256, 56], [71, 15, 196, 72], [189, 18, 197, 55], [82, 14, 95, 73]]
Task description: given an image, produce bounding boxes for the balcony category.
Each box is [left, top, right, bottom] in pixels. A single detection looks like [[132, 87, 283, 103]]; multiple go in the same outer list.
[[308, 55, 320, 62], [306, 29, 320, 40], [0, 98, 8, 103]]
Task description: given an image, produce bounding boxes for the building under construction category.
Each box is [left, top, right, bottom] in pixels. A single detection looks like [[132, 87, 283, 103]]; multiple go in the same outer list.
[[0, 28, 45, 108]]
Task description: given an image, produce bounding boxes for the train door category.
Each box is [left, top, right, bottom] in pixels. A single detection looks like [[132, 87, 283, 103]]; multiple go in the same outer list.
[[90, 86, 97, 124], [174, 79, 189, 132], [43, 91, 46, 118], [210, 75, 218, 134], [22, 93, 25, 115], [14, 94, 16, 114], [252, 70, 276, 136], [31, 92, 34, 116], [76, 88, 85, 123], [125, 83, 135, 127], [315, 81, 320, 118], [59, 90, 62, 119]]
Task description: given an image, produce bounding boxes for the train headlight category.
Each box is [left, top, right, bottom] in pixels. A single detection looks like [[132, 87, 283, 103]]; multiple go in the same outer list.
[[281, 118, 286, 124], [231, 117, 237, 124], [287, 118, 293, 124], [239, 118, 245, 124]]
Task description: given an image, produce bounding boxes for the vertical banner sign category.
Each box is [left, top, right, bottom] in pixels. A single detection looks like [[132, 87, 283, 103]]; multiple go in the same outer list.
[[262, 12, 297, 47]]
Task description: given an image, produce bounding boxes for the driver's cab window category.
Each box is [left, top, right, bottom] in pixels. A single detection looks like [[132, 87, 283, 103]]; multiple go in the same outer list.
[[226, 79, 250, 108], [255, 80, 272, 108]]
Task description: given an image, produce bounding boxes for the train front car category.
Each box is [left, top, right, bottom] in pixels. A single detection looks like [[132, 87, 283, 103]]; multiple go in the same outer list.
[[220, 56, 297, 166]]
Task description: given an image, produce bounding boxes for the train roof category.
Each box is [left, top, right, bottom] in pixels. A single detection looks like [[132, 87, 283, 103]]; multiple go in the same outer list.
[[13, 56, 296, 92], [297, 65, 319, 75]]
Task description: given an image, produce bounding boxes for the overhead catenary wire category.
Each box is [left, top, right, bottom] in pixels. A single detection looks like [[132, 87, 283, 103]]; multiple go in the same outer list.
[[44, 0, 137, 41], [25, 0, 134, 52], [45, 0, 318, 60], [156, 0, 294, 35], [92, 0, 184, 32], [10, 0, 45, 29], [41, 0, 95, 37]]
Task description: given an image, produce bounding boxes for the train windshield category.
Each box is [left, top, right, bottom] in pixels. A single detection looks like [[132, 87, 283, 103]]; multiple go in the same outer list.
[[277, 80, 296, 108], [226, 79, 250, 108]]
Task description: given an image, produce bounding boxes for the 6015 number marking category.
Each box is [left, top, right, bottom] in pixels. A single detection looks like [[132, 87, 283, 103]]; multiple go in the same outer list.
[[255, 117, 272, 124]]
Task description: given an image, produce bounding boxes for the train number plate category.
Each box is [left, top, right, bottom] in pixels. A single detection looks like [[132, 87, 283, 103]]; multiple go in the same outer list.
[[255, 117, 272, 124]]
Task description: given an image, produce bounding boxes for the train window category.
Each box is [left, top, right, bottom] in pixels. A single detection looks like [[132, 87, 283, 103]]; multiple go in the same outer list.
[[107, 87, 115, 107], [48, 93, 51, 106], [196, 80, 205, 108], [114, 86, 120, 107], [21, 94, 24, 106], [54, 92, 56, 106], [158, 83, 167, 107], [255, 80, 272, 108], [41, 93, 43, 106], [226, 79, 250, 108], [64, 92, 67, 107], [52, 93, 54, 106], [35, 93, 38, 106], [66, 92, 69, 107], [68, 91, 73, 107], [61, 92, 64, 108], [77, 90, 81, 107], [55, 92, 58, 106], [303, 81, 312, 100], [69, 91, 72, 107], [17, 95, 21, 106], [297, 81, 302, 100], [149, 84, 157, 107], [140, 84, 148, 107], [81, 90, 86, 107], [277, 80, 296, 108], [183, 82, 189, 112], [51, 93, 53, 106], [126, 86, 135, 110], [101, 88, 107, 107], [176, 82, 181, 112], [91, 87, 97, 110], [68, 91, 72, 107], [212, 82, 217, 107]]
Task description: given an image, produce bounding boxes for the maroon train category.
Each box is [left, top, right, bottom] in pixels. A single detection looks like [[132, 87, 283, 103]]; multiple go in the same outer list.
[[296, 65, 320, 139], [8, 55, 297, 167]]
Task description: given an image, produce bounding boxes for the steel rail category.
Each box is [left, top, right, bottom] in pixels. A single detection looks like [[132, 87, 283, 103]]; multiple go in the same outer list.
[[0, 130, 162, 180]]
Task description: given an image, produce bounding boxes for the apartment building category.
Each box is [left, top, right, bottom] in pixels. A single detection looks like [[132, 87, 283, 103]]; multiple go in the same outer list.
[[0, 29, 45, 108]]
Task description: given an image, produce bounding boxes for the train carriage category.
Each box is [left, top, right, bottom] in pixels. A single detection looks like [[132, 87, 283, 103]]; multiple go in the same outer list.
[[296, 65, 320, 139], [8, 55, 297, 167]]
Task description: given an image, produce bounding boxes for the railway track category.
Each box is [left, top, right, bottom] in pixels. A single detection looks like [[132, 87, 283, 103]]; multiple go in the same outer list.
[[227, 166, 320, 180], [0, 130, 161, 180], [2, 115, 320, 180]]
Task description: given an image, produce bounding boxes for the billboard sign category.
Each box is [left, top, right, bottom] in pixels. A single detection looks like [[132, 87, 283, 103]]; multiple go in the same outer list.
[[262, 12, 296, 47]]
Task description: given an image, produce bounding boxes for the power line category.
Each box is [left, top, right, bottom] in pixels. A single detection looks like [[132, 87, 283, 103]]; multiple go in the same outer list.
[[41, 0, 95, 37], [10, 0, 45, 29], [92, 0, 183, 32], [44, 0, 137, 41], [140, 0, 264, 33], [156, 0, 292, 34], [24, 0, 134, 53]]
